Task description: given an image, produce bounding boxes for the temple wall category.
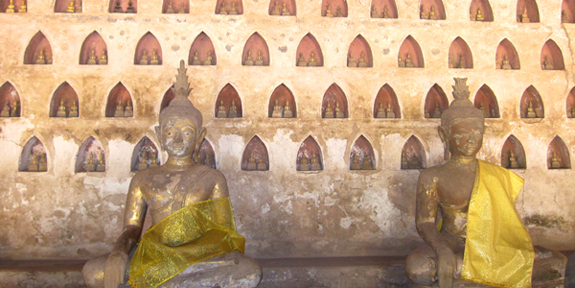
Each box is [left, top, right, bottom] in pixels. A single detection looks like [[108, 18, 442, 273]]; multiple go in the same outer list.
[[0, 0, 574, 260]]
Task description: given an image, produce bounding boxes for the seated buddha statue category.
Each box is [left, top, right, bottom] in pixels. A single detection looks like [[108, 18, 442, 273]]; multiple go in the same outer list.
[[126, 0, 135, 13], [82, 61, 262, 288], [254, 51, 264, 66], [99, 49, 108, 65], [299, 155, 310, 171], [283, 100, 293, 118], [297, 52, 307, 66], [191, 51, 201, 65], [69, 101, 79, 117], [357, 52, 368, 67], [124, 101, 133, 117], [114, 99, 124, 118], [217, 100, 227, 118], [405, 78, 566, 288], [228, 100, 238, 118], [405, 53, 414, 68], [137, 150, 148, 171], [204, 51, 214, 65], [376, 102, 386, 118], [56, 100, 67, 117], [324, 103, 335, 118], [150, 50, 160, 65], [382, 5, 390, 18], [325, 4, 334, 17], [310, 152, 321, 171], [244, 50, 254, 66], [501, 55, 512, 70], [347, 52, 357, 67], [281, 2, 289, 16], [308, 52, 317, 66], [87, 49, 98, 65], [85, 153, 96, 172], [139, 50, 149, 65], [475, 8, 484, 21], [36, 49, 46, 65], [335, 102, 345, 118], [229, 2, 238, 15], [420, 5, 427, 19], [270, 0, 281, 15], [428, 5, 437, 20], [1, 102, 10, 117], [386, 103, 395, 118], [271, 99, 283, 118]]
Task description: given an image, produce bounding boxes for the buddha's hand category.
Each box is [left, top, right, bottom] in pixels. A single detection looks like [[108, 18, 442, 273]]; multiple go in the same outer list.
[[104, 250, 128, 288], [436, 245, 456, 288]]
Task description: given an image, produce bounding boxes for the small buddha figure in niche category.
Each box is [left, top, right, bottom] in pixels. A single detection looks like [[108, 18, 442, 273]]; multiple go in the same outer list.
[[12, 100, 18, 116], [521, 7, 530, 23], [124, 101, 133, 117], [67, 0, 75, 12], [432, 103, 442, 118], [69, 101, 78, 117], [244, 50, 254, 65], [475, 8, 484, 21], [347, 52, 357, 67], [85, 153, 96, 172], [229, 2, 238, 15], [297, 53, 307, 66], [509, 150, 520, 169], [113, 0, 123, 12], [1, 102, 10, 117], [401, 152, 408, 169], [255, 51, 264, 66], [525, 101, 537, 118], [283, 100, 293, 118], [114, 99, 124, 117], [362, 154, 373, 170], [371, 5, 378, 18], [398, 55, 405, 67], [38, 153, 48, 171], [36, 49, 46, 65], [405, 54, 414, 68], [218, 2, 227, 14], [139, 50, 149, 65], [166, 1, 175, 13], [350, 153, 361, 170], [383, 6, 390, 18], [550, 152, 562, 169], [271, 99, 283, 118], [562, 10, 568, 23], [311, 152, 321, 171], [357, 52, 368, 67], [271, 0, 281, 15], [192, 51, 201, 65], [325, 4, 333, 17], [308, 52, 317, 66], [6, 0, 15, 13], [228, 100, 238, 117], [247, 152, 257, 170], [217, 100, 227, 118], [543, 55, 554, 70], [335, 102, 344, 118], [428, 6, 437, 20], [149, 151, 159, 167], [335, 6, 342, 17], [501, 54, 512, 69], [299, 155, 310, 171], [409, 154, 421, 169], [28, 154, 38, 171], [256, 157, 267, 170], [178, 3, 186, 13], [56, 100, 67, 117], [138, 150, 148, 171], [324, 102, 335, 118], [87, 49, 98, 64], [126, 0, 135, 13], [376, 102, 386, 118], [204, 51, 214, 65], [47, 54, 53, 64], [20, 0, 28, 13], [386, 103, 395, 118], [420, 5, 427, 19], [96, 153, 105, 172], [281, 3, 290, 15], [150, 49, 160, 65], [99, 50, 107, 65]]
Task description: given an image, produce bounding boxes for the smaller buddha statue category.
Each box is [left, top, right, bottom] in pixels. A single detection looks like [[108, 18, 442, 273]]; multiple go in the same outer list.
[[357, 52, 368, 67], [256, 157, 267, 170], [550, 152, 562, 169], [149, 151, 159, 167], [138, 150, 148, 171], [371, 5, 379, 18], [139, 50, 149, 65], [401, 152, 408, 169], [428, 5, 437, 20], [383, 6, 390, 18], [229, 2, 238, 15], [36, 49, 46, 65], [376, 103, 386, 118], [247, 152, 257, 170], [150, 49, 160, 65], [244, 50, 254, 66], [335, 6, 342, 17], [28, 154, 39, 171], [424, 110, 430, 118], [6, 0, 15, 13], [19, 0, 27, 12], [335, 102, 345, 118], [405, 53, 414, 68], [191, 51, 201, 65], [297, 53, 307, 66], [99, 49, 107, 65], [228, 100, 238, 117], [283, 100, 293, 118], [386, 103, 395, 118], [218, 2, 227, 14], [543, 55, 554, 70], [87, 49, 98, 65], [509, 151, 519, 169], [501, 54, 511, 69], [46, 54, 53, 64], [476, 8, 484, 21], [432, 103, 442, 118], [310, 152, 321, 171], [178, 3, 185, 13], [362, 155, 373, 170], [347, 52, 357, 67], [96, 153, 105, 172], [299, 155, 310, 171], [124, 101, 133, 117], [398, 54, 405, 67], [271, 0, 281, 15], [12, 100, 18, 116], [85, 153, 96, 172], [324, 103, 335, 118], [255, 51, 264, 66], [56, 100, 67, 117], [420, 5, 427, 19], [166, 1, 174, 13], [66, 0, 75, 13], [281, 2, 290, 15], [409, 154, 421, 169], [113, 0, 123, 13], [562, 10, 568, 23], [521, 7, 530, 23], [38, 153, 47, 172], [204, 51, 214, 65], [114, 99, 124, 117], [1, 102, 10, 117], [350, 154, 361, 170], [126, 0, 135, 13], [69, 101, 78, 117], [308, 51, 317, 66], [271, 99, 283, 118], [325, 4, 333, 17], [525, 101, 537, 118], [217, 100, 227, 118]]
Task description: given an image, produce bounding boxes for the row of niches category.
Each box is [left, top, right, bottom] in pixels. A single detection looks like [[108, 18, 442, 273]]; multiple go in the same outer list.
[[2, 81, 575, 120], [22, 31, 567, 71], [5, 0, 575, 24], [17, 134, 573, 173]]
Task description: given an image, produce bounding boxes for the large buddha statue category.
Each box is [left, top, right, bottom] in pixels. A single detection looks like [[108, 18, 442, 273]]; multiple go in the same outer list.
[[82, 61, 262, 288], [405, 78, 566, 288]]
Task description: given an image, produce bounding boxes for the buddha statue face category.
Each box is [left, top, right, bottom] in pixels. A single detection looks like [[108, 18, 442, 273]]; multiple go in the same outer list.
[[157, 116, 206, 159], [439, 118, 484, 160]]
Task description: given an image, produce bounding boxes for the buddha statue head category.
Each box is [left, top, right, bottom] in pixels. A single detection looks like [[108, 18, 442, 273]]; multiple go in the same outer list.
[[156, 60, 206, 163], [438, 78, 484, 160]]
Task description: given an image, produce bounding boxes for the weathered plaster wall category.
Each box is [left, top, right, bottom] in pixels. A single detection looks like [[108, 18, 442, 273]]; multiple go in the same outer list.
[[0, 0, 574, 260]]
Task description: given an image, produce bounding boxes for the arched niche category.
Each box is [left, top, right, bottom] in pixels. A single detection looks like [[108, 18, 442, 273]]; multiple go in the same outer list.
[[562, 0, 575, 23], [269, 0, 296, 16], [241, 136, 269, 171], [50, 82, 79, 118], [350, 135, 375, 170], [548, 136, 571, 169], [496, 39, 520, 70], [401, 135, 426, 169], [566, 87, 575, 118], [321, 0, 347, 17], [55, 0, 81, 12], [109, 0, 137, 13], [448, 37, 473, 69], [0, 82, 21, 117], [19, 136, 47, 172], [501, 135, 526, 169], [198, 139, 216, 169], [520, 85, 544, 119], [162, 0, 189, 13], [79, 31, 108, 65], [373, 84, 400, 119], [295, 33, 323, 67], [242, 33, 270, 66], [540, 39, 565, 70], [131, 136, 160, 172], [297, 136, 323, 171], [516, 0, 539, 23], [347, 35, 373, 68], [75, 136, 106, 173], [106, 82, 133, 117], [189, 32, 217, 66], [160, 87, 174, 112], [24, 31, 53, 65], [215, 0, 243, 15], [215, 84, 242, 118], [424, 84, 448, 119], [398, 35, 424, 68], [268, 84, 296, 118], [473, 84, 500, 118], [134, 32, 162, 65], [2, 0, 26, 12], [371, 0, 398, 18], [321, 83, 348, 118], [469, 0, 493, 21], [420, 0, 446, 20]]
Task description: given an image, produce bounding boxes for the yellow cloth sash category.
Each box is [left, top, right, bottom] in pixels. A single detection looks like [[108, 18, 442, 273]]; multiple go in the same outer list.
[[461, 160, 534, 288], [128, 197, 246, 288]]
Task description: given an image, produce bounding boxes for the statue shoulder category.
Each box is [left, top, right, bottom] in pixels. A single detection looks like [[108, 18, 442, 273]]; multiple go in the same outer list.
[[417, 164, 447, 184], [201, 165, 228, 183]]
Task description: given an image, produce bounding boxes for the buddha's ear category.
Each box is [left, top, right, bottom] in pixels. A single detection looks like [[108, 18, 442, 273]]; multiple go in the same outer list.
[[193, 127, 207, 163], [438, 126, 450, 161], [155, 126, 164, 151]]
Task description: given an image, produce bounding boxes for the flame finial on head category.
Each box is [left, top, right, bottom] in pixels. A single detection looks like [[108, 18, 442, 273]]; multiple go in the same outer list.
[[159, 60, 202, 127], [441, 77, 484, 129]]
